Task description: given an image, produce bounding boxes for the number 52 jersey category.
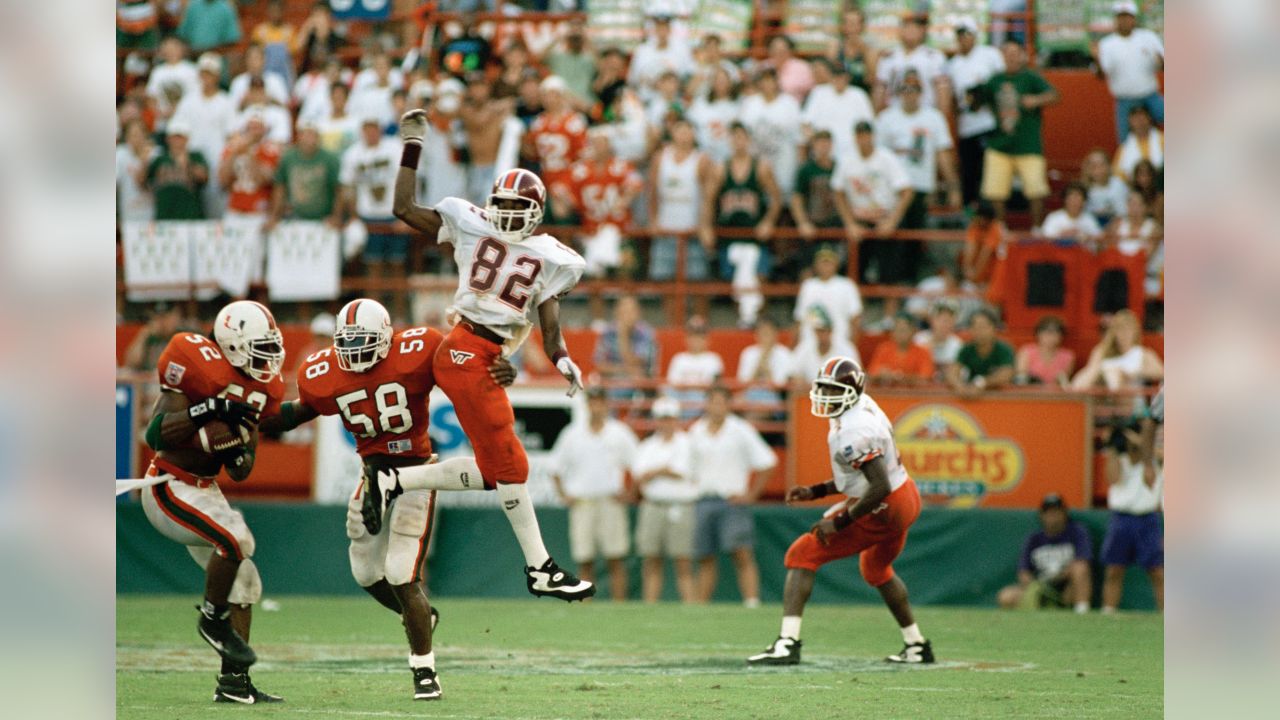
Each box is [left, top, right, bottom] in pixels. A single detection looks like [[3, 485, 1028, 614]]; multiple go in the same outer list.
[[296, 327, 444, 460], [435, 196, 585, 348]]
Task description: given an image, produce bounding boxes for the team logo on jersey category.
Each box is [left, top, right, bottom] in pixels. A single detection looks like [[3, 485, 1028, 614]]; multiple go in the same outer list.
[[164, 361, 186, 386], [386, 439, 412, 455], [892, 404, 1026, 508], [449, 350, 476, 365]]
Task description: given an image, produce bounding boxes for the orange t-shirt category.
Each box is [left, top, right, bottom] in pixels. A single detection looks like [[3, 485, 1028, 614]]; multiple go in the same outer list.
[[867, 339, 936, 381], [222, 142, 281, 214]]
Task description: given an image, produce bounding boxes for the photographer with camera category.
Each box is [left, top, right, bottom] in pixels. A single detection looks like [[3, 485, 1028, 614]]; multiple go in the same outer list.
[[1100, 415, 1164, 612]]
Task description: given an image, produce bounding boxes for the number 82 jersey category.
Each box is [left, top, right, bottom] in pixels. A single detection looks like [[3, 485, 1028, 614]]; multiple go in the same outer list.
[[436, 196, 585, 345], [296, 327, 444, 459]]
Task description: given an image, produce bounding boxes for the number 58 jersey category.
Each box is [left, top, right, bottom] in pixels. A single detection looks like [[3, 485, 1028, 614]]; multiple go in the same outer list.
[[296, 327, 444, 459], [435, 196, 585, 348]]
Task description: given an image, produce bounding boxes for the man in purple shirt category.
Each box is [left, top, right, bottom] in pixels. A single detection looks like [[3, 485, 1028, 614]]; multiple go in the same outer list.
[[997, 493, 1094, 613]]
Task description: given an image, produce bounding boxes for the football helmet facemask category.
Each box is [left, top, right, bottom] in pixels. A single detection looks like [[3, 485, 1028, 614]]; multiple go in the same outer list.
[[485, 168, 545, 242], [213, 301, 285, 383], [334, 299, 393, 373]]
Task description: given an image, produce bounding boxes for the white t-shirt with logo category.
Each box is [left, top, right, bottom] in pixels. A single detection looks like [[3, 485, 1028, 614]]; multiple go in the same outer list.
[[877, 44, 947, 109], [1098, 29, 1164, 98], [794, 275, 863, 348], [875, 104, 954, 193], [830, 146, 912, 216], [340, 137, 401, 219]]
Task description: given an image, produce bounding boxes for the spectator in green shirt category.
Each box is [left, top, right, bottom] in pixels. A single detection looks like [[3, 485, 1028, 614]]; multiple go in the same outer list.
[[177, 0, 243, 53], [544, 19, 596, 111], [978, 40, 1059, 227], [265, 121, 342, 232], [789, 130, 843, 277], [146, 121, 209, 220], [947, 307, 1015, 396]]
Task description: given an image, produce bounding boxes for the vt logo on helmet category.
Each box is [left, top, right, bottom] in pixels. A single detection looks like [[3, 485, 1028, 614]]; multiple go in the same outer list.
[[334, 299, 393, 373], [486, 168, 546, 242], [213, 300, 285, 382], [810, 356, 866, 418]]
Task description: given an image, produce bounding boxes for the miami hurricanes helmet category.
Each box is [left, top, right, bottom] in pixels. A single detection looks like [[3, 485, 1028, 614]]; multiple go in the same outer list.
[[486, 168, 545, 242], [810, 356, 866, 418], [334, 299, 392, 372], [213, 301, 285, 383]]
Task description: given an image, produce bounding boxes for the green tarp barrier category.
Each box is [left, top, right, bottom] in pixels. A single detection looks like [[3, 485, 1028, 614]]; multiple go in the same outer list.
[[116, 503, 1158, 610]]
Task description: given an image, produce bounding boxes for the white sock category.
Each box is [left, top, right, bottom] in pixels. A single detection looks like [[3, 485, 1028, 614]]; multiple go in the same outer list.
[[396, 457, 483, 492], [780, 615, 802, 641], [901, 623, 924, 644], [1074, 601, 1089, 614], [744, 597, 761, 609], [409, 652, 435, 670], [496, 482, 551, 568], [1101, 606, 1117, 615]]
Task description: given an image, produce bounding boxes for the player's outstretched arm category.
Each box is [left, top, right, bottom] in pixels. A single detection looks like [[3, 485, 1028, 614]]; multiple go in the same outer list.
[[392, 109, 443, 240], [258, 399, 320, 436], [786, 479, 839, 505], [538, 297, 584, 397]]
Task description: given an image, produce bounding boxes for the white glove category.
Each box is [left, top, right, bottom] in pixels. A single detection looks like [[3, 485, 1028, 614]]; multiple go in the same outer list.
[[555, 355, 584, 397], [399, 109, 427, 145]]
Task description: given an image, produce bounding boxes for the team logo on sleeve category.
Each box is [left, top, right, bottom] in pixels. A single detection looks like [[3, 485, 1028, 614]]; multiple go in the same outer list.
[[449, 350, 476, 365], [164, 361, 186, 386]]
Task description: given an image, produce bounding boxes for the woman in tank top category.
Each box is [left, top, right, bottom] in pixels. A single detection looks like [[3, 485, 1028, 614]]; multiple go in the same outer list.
[[647, 118, 716, 282], [833, 7, 879, 93]]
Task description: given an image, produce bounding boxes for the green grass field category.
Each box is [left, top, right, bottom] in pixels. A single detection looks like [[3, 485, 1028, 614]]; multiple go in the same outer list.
[[117, 596, 1162, 719]]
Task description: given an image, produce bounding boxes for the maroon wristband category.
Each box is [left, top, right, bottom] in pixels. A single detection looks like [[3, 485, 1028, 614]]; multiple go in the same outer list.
[[551, 350, 568, 365], [400, 142, 422, 169]]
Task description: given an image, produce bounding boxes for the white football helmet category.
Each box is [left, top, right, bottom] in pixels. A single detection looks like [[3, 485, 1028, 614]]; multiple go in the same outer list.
[[213, 301, 285, 383], [809, 356, 866, 418], [486, 168, 546, 242], [334, 299, 392, 372]]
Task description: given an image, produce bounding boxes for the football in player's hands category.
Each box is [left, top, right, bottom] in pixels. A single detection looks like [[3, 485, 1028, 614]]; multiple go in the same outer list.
[[198, 420, 251, 455], [399, 109, 427, 144]]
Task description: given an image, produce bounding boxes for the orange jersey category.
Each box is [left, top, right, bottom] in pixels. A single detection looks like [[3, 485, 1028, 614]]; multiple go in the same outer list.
[[296, 327, 444, 459], [563, 158, 642, 232], [527, 110, 588, 187], [222, 142, 281, 214], [157, 332, 285, 449]]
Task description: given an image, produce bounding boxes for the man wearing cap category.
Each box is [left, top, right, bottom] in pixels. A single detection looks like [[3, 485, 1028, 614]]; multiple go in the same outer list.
[[874, 14, 949, 113], [1095, 2, 1164, 140], [338, 115, 405, 312], [997, 494, 1094, 613], [789, 307, 858, 389], [795, 245, 863, 349], [172, 52, 236, 217], [946, 18, 1006, 206], [145, 121, 210, 220], [627, 11, 695, 103], [831, 120, 914, 285], [548, 387, 640, 602], [266, 119, 341, 233], [632, 397, 699, 603], [876, 69, 962, 223]]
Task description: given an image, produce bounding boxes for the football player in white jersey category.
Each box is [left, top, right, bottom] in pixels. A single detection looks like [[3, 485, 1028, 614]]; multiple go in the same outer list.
[[748, 357, 933, 666], [389, 108, 596, 602]]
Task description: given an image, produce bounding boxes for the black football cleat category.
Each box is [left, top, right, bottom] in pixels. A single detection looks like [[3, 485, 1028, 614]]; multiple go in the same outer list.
[[360, 463, 403, 535], [196, 603, 256, 668], [886, 640, 935, 664], [747, 636, 802, 666], [413, 667, 442, 701], [213, 672, 283, 704], [525, 558, 595, 601]]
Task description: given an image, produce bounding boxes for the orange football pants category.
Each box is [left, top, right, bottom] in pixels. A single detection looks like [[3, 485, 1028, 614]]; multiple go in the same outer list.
[[784, 477, 921, 587], [432, 324, 528, 486]]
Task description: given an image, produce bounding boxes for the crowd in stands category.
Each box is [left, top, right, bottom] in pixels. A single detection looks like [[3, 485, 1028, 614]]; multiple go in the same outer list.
[[117, 1, 1165, 401]]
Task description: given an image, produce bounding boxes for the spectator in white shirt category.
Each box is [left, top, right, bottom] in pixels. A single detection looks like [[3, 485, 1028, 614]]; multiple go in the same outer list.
[[550, 388, 640, 601], [1094, 2, 1164, 140], [666, 316, 724, 387], [1081, 148, 1129, 226], [687, 66, 741, 163], [340, 117, 403, 309], [314, 82, 359, 156], [233, 77, 293, 144], [171, 52, 236, 216], [627, 12, 695, 103], [1112, 105, 1164, 183], [946, 17, 1006, 206], [874, 14, 949, 113], [146, 37, 200, 122], [740, 68, 803, 197], [876, 70, 962, 221], [348, 51, 401, 129], [794, 246, 862, 348], [633, 398, 698, 603], [832, 121, 914, 285], [789, 307, 859, 390], [228, 43, 289, 110], [737, 317, 794, 388], [688, 385, 777, 606], [1099, 420, 1163, 612], [801, 61, 874, 158], [1040, 183, 1103, 248], [116, 120, 159, 222], [914, 301, 963, 380]]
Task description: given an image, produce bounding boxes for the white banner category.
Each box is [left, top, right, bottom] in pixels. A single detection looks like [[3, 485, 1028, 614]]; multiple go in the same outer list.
[[122, 221, 196, 301], [266, 221, 342, 301], [205, 215, 265, 297]]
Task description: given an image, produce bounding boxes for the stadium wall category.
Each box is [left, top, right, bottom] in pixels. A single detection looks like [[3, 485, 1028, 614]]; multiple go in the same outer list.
[[116, 504, 1159, 610]]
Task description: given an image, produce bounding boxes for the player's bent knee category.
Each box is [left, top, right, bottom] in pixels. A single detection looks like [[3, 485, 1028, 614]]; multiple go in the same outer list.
[[228, 559, 263, 605], [783, 535, 822, 572], [860, 558, 896, 588]]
